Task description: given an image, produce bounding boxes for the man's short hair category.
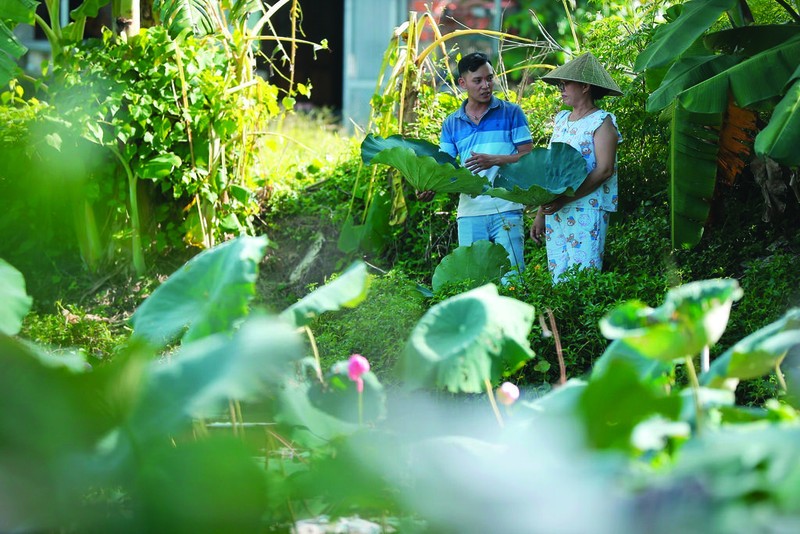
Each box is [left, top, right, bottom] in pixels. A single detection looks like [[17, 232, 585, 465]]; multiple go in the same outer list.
[[458, 52, 491, 78]]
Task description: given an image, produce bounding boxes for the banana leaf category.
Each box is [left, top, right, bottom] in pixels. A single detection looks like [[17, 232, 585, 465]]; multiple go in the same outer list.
[[484, 142, 587, 206], [156, 0, 218, 37], [360, 134, 487, 195], [0, 19, 27, 86], [703, 24, 800, 56], [755, 66, 800, 166], [634, 0, 738, 71], [647, 55, 739, 112], [669, 102, 722, 248], [679, 33, 800, 114]]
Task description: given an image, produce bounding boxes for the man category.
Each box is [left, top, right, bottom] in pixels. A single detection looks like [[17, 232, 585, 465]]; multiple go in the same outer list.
[[419, 52, 533, 280]]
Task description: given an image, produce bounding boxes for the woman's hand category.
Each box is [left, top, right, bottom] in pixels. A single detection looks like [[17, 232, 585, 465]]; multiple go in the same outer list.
[[530, 211, 545, 243], [540, 196, 566, 216]]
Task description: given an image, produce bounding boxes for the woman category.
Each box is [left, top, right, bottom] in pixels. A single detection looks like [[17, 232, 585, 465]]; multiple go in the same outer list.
[[530, 52, 623, 283]]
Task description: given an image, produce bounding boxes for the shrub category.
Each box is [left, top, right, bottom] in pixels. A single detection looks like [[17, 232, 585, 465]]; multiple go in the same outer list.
[[19, 304, 127, 362]]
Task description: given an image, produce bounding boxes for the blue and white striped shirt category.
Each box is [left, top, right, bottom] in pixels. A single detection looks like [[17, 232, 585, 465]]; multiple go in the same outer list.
[[440, 96, 532, 217]]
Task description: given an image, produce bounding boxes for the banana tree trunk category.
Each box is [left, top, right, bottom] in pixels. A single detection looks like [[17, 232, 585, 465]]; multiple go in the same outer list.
[[113, 0, 140, 37]]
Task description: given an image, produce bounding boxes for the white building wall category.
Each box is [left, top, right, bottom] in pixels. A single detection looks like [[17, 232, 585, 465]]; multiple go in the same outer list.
[[342, 0, 406, 133]]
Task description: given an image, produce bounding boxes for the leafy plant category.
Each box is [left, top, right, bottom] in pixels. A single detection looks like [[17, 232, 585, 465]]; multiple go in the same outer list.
[[635, 0, 800, 248]]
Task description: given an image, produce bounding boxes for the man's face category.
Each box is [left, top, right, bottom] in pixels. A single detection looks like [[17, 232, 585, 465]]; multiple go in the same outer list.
[[459, 62, 494, 103]]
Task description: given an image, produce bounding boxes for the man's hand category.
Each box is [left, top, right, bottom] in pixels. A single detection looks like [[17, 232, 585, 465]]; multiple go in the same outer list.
[[464, 151, 495, 173], [416, 190, 435, 202]]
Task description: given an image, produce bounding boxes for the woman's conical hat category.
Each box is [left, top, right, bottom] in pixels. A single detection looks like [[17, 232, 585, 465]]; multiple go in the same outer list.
[[541, 52, 623, 96]]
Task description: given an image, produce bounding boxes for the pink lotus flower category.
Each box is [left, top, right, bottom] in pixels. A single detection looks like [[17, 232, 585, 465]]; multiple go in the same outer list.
[[497, 382, 520, 406], [347, 354, 370, 393]]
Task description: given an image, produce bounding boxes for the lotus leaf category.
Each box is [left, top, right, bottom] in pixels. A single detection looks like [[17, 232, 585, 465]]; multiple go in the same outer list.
[[600, 279, 743, 362], [130, 235, 268, 346], [701, 308, 800, 388], [402, 284, 534, 393], [579, 359, 682, 451], [484, 142, 587, 206], [281, 261, 370, 328], [360, 134, 487, 195], [0, 258, 32, 336], [431, 241, 511, 293]]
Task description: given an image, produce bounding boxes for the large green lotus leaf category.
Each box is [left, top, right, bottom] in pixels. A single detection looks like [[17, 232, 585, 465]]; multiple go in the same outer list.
[[431, 241, 510, 293], [307, 360, 386, 424], [592, 339, 674, 382], [130, 235, 268, 347], [402, 284, 534, 393], [280, 261, 370, 328], [755, 69, 800, 167], [0, 258, 32, 335], [360, 134, 487, 195], [579, 359, 681, 451], [647, 55, 739, 112], [127, 315, 303, 445], [701, 308, 800, 389], [484, 142, 587, 206], [0, 335, 151, 530], [600, 279, 742, 362], [634, 0, 738, 71]]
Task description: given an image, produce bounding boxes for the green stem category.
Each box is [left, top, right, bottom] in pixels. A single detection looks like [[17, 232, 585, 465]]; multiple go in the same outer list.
[[357, 390, 364, 427], [684, 355, 703, 435], [109, 146, 146, 274], [775, 360, 788, 392], [303, 325, 325, 383], [484, 378, 504, 428]]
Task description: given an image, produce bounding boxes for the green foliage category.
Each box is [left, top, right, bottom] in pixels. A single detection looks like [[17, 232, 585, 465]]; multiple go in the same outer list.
[[513, 264, 672, 385], [6, 217, 800, 531], [19, 305, 125, 360], [308, 270, 427, 380]]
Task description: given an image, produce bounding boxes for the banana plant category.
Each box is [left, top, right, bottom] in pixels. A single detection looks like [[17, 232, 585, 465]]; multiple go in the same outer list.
[[635, 0, 800, 248]]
